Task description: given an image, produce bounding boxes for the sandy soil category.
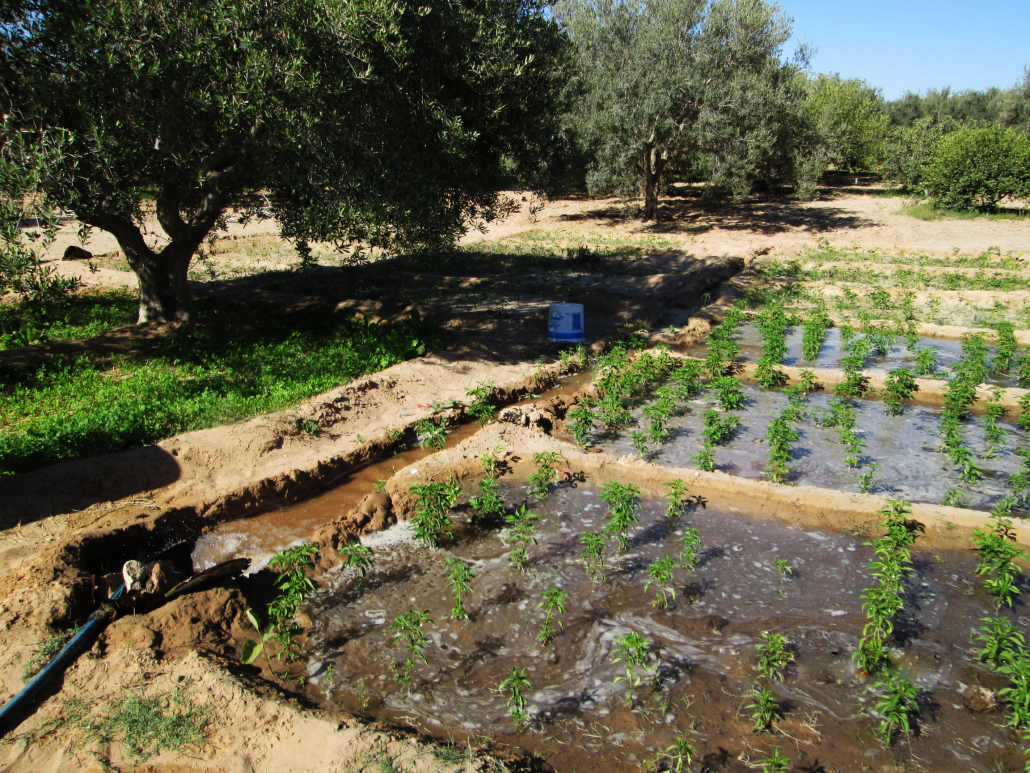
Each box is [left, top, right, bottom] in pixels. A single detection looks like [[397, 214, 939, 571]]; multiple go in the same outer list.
[[4, 186, 1030, 771]]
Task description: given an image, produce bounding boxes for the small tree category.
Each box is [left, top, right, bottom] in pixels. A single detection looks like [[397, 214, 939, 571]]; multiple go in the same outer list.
[[924, 125, 1030, 211], [559, 0, 814, 220], [2, 0, 569, 323], [807, 74, 888, 173]]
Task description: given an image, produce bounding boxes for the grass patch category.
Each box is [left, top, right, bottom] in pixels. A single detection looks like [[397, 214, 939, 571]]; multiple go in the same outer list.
[[0, 306, 441, 475], [898, 202, 1029, 222], [0, 289, 138, 350], [74, 688, 208, 762], [22, 627, 78, 681]]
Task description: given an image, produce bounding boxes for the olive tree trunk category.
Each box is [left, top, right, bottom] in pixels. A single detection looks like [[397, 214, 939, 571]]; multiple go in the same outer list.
[[640, 142, 668, 221], [82, 188, 222, 324]]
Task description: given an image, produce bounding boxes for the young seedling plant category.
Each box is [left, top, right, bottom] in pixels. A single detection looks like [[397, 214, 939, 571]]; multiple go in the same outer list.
[[244, 543, 319, 663], [465, 382, 497, 424], [613, 631, 652, 706], [390, 609, 433, 685], [566, 399, 597, 446], [409, 477, 462, 546], [678, 528, 701, 571], [527, 452, 562, 499], [873, 674, 920, 747], [645, 555, 678, 609], [415, 417, 447, 449], [883, 367, 918, 416], [664, 479, 690, 519], [537, 587, 570, 644], [972, 498, 1028, 610], [444, 557, 476, 620], [339, 542, 373, 582], [504, 504, 538, 571], [499, 667, 531, 729], [601, 480, 643, 551], [653, 735, 696, 773], [854, 500, 919, 675], [579, 531, 608, 583]]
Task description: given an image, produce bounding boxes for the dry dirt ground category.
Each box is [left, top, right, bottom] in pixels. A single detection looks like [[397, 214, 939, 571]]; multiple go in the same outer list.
[[2, 185, 1029, 771]]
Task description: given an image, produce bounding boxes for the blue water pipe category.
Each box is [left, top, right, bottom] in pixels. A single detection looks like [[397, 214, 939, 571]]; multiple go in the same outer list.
[[0, 582, 124, 735]]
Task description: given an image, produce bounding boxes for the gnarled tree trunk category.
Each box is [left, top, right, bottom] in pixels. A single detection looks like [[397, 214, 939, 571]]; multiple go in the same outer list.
[[640, 142, 668, 221], [82, 187, 222, 324]]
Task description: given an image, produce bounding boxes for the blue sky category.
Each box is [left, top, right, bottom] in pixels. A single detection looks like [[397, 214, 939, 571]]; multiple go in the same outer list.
[[782, 1, 1030, 99]]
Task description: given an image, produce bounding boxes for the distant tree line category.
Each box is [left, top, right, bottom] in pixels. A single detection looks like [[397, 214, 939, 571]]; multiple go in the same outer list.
[[2, 0, 1028, 324]]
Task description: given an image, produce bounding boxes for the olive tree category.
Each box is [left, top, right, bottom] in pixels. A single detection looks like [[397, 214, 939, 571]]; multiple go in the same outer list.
[[807, 74, 888, 173], [1, 0, 568, 323], [558, 0, 813, 220]]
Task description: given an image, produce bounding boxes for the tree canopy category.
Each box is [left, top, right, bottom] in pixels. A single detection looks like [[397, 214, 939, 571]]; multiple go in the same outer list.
[[1, 0, 569, 323], [558, 0, 813, 220]]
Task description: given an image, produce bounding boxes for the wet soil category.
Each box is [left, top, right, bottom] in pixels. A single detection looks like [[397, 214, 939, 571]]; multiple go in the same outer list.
[[299, 483, 1026, 773], [596, 382, 1027, 512], [193, 373, 593, 571], [681, 323, 1025, 387]]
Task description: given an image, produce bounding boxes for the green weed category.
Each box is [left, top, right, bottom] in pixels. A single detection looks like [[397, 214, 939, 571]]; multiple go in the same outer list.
[[22, 627, 78, 681]]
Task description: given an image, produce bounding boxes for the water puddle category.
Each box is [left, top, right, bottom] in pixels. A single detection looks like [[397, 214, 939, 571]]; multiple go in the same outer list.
[[300, 483, 1021, 772], [681, 324, 1024, 387], [597, 383, 1028, 511], [192, 372, 593, 571]]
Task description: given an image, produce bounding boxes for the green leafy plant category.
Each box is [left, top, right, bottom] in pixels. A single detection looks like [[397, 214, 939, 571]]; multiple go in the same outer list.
[[972, 502, 1029, 610], [527, 452, 562, 498], [801, 307, 831, 361], [772, 558, 793, 584], [653, 735, 696, 773], [409, 478, 462, 546], [499, 667, 532, 729], [613, 631, 652, 704], [390, 609, 433, 685], [264, 542, 319, 661], [872, 675, 920, 747], [664, 479, 690, 518], [854, 500, 918, 674], [940, 487, 964, 507], [757, 747, 791, 772], [711, 376, 745, 411], [858, 463, 878, 494], [339, 543, 374, 580], [764, 403, 802, 484], [444, 558, 476, 620], [601, 480, 643, 551], [678, 527, 701, 571], [914, 346, 938, 377], [469, 475, 505, 523], [504, 504, 538, 571], [465, 382, 497, 424], [757, 632, 794, 681], [415, 417, 447, 450], [537, 587, 570, 644], [566, 400, 597, 446], [645, 555, 678, 608], [746, 686, 780, 733], [579, 531, 608, 583], [977, 616, 1026, 669], [883, 367, 918, 415]]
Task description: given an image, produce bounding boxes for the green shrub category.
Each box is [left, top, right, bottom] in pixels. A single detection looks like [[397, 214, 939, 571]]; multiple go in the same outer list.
[[924, 126, 1030, 211]]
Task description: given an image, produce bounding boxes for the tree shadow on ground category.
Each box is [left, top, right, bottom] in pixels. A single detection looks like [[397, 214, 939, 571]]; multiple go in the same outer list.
[[561, 188, 875, 236]]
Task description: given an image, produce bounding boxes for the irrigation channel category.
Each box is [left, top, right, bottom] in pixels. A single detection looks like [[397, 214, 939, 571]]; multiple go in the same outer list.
[[293, 484, 1017, 771], [598, 382, 1029, 511], [682, 324, 1028, 388]]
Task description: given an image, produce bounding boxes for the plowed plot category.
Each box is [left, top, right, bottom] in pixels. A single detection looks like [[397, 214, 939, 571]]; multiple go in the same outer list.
[[299, 484, 1023, 772]]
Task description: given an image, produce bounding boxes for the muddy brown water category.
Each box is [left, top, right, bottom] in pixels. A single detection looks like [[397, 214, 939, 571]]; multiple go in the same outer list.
[[597, 382, 1030, 513], [192, 372, 593, 571], [299, 483, 1026, 773], [682, 323, 1025, 387]]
